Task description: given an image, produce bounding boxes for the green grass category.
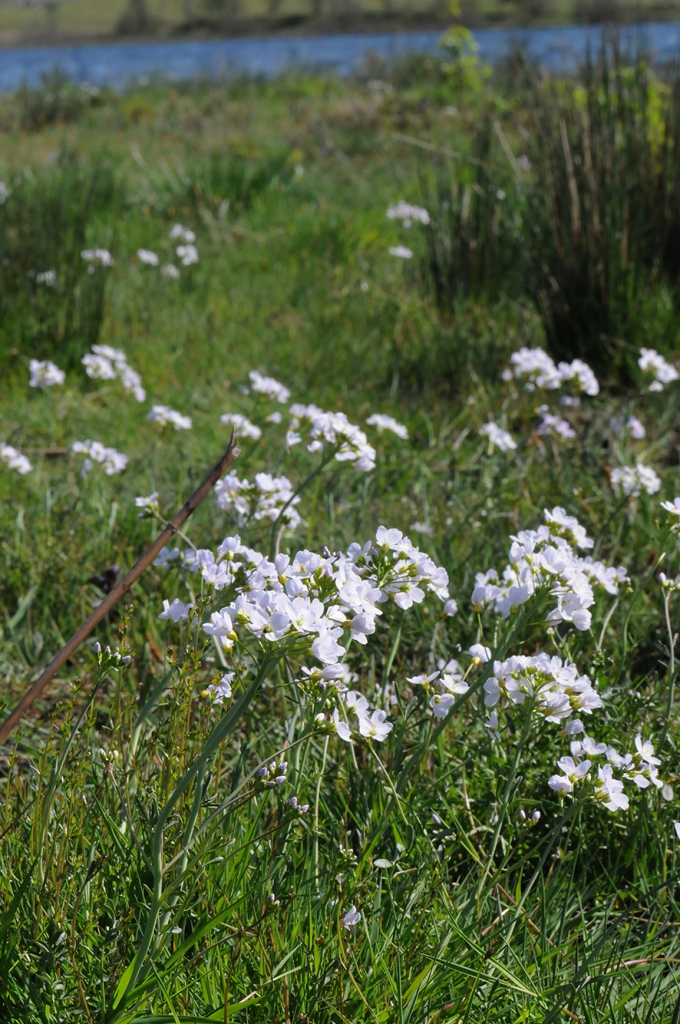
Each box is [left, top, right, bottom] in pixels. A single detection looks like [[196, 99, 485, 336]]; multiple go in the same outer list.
[[2, 63, 680, 1023]]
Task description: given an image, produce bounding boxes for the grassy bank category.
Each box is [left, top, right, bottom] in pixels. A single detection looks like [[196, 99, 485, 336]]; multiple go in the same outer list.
[[2, 56, 680, 1023]]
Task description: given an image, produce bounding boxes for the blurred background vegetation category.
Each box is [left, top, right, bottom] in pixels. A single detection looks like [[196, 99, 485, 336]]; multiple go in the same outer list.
[[0, 0, 678, 48]]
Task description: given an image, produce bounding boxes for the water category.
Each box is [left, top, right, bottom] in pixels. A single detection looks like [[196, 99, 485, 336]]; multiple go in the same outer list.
[[0, 21, 678, 92]]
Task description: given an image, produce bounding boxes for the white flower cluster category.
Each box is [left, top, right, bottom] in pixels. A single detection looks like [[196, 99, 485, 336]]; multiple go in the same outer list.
[[147, 405, 192, 430], [72, 440, 128, 476], [158, 527, 449, 741], [82, 345, 145, 403], [219, 413, 262, 440], [479, 422, 517, 453], [408, 658, 469, 719], [366, 413, 408, 440], [137, 249, 159, 266], [214, 471, 301, 530], [387, 201, 430, 227], [610, 414, 645, 440], [81, 248, 114, 267], [29, 359, 65, 389], [287, 405, 376, 472], [484, 653, 601, 725], [638, 347, 679, 392], [471, 506, 629, 631], [388, 245, 413, 259], [176, 244, 198, 266], [536, 407, 576, 440], [549, 735, 663, 812], [170, 224, 196, 244], [611, 463, 661, 498], [0, 443, 32, 475], [504, 347, 599, 396], [35, 270, 57, 287], [246, 370, 291, 404]]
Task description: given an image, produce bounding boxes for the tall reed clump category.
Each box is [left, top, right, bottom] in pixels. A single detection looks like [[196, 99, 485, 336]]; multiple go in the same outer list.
[[519, 39, 680, 376], [418, 120, 523, 313], [0, 154, 116, 371]]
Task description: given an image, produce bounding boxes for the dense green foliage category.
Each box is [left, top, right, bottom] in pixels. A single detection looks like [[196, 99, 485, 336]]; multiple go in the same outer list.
[[2, 57, 680, 1024]]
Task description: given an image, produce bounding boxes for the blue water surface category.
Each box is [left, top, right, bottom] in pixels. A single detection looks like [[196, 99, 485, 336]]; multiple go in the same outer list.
[[0, 21, 678, 91]]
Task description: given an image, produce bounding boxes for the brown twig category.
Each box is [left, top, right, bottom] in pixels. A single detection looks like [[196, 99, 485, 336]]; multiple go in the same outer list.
[[0, 434, 239, 748]]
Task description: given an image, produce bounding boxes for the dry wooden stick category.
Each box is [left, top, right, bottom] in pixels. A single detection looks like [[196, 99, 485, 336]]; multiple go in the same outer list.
[[0, 435, 239, 748]]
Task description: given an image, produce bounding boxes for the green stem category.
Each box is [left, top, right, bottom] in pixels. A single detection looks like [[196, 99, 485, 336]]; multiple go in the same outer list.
[[269, 449, 337, 560]]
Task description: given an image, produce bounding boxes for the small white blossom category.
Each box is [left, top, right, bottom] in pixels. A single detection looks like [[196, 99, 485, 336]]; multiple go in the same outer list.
[[137, 249, 159, 266], [148, 405, 192, 430], [248, 370, 290, 404], [366, 413, 408, 439], [342, 906, 361, 929], [611, 463, 661, 498], [480, 422, 517, 453], [170, 223, 196, 244], [389, 245, 413, 259], [387, 201, 430, 226], [81, 248, 114, 266], [159, 598, 191, 622], [176, 244, 199, 266], [162, 263, 180, 278], [72, 440, 128, 476], [29, 359, 65, 388], [638, 347, 679, 390], [220, 413, 262, 440], [0, 444, 32, 475]]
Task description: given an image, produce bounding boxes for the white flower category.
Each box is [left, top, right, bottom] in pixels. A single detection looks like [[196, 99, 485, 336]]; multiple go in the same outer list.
[[611, 463, 661, 498], [342, 906, 361, 929], [135, 492, 159, 513], [162, 263, 180, 279], [266, 411, 283, 424], [170, 223, 196, 243], [81, 248, 114, 266], [536, 412, 576, 441], [469, 644, 491, 664], [215, 471, 301, 530], [430, 692, 455, 718], [148, 405, 192, 430], [287, 405, 376, 472], [485, 711, 500, 740], [674, 822, 680, 840], [557, 359, 600, 396], [366, 413, 408, 439], [248, 370, 290, 404], [82, 346, 145, 401], [220, 413, 262, 440], [358, 709, 393, 741], [0, 181, 9, 203], [387, 201, 430, 227], [480, 422, 517, 453], [36, 269, 57, 287], [72, 440, 128, 476], [207, 672, 233, 704], [29, 359, 65, 388], [443, 599, 458, 616], [137, 249, 159, 266], [176, 244, 199, 266], [548, 755, 591, 794], [0, 444, 32, 475], [82, 353, 116, 380], [158, 598, 191, 622], [627, 415, 646, 439], [638, 347, 679, 390], [508, 347, 562, 390], [389, 245, 413, 259], [593, 764, 629, 812]]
